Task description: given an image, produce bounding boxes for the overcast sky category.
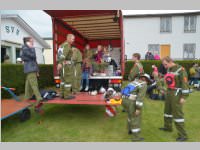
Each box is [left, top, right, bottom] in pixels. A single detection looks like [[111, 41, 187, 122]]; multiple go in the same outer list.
[[1, 10, 199, 38]]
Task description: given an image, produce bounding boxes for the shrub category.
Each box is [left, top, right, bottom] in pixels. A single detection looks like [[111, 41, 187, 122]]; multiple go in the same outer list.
[[1, 64, 54, 98], [124, 60, 200, 80]]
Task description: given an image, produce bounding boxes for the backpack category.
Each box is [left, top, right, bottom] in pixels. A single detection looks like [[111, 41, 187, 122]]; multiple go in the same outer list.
[[30, 90, 57, 100], [164, 67, 182, 89]]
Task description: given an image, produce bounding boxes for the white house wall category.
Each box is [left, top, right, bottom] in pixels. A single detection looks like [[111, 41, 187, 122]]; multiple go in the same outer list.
[[43, 39, 53, 64], [1, 18, 45, 63], [124, 15, 200, 60]]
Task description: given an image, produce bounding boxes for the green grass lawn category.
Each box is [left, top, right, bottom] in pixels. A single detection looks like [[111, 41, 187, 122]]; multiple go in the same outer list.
[[1, 86, 200, 142]]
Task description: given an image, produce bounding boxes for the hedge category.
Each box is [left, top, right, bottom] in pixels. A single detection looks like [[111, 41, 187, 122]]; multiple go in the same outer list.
[[1, 64, 54, 98], [2, 60, 200, 98], [124, 60, 200, 80]]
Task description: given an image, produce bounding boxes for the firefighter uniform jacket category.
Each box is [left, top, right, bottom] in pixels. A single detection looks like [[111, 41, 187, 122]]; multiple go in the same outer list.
[[128, 62, 144, 81], [58, 41, 73, 64], [166, 64, 190, 98], [122, 79, 147, 109]]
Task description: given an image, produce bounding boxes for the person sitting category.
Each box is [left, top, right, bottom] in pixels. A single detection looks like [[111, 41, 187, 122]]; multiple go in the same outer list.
[[189, 63, 200, 86]]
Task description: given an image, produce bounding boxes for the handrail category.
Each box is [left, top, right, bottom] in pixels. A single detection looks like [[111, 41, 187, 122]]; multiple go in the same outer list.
[[1, 86, 20, 102]]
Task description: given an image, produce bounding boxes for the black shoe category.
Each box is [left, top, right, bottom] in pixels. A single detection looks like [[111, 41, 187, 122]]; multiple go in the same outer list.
[[132, 137, 144, 142], [64, 95, 75, 100], [176, 137, 188, 142], [122, 109, 126, 112], [159, 127, 172, 132], [128, 130, 132, 135]]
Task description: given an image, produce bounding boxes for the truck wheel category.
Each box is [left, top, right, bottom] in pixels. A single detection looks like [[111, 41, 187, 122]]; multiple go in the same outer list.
[[20, 108, 31, 122]]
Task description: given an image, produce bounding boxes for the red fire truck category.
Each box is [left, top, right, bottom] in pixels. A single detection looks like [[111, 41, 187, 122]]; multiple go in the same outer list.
[[45, 10, 125, 91]]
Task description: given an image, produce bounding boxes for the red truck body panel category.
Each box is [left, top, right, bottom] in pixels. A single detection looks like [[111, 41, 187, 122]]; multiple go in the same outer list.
[[44, 10, 124, 77]]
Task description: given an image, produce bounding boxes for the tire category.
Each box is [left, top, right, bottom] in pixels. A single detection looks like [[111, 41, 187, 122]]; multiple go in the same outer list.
[[20, 108, 31, 122]]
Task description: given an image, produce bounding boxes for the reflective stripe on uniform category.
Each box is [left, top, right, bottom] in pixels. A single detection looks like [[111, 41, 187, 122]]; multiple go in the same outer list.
[[136, 101, 143, 107], [131, 128, 140, 133], [174, 118, 184, 123], [128, 94, 137, 101], [182, 89, 190, 94], [127, 118, 131, 122], [105, 109, 114, 117], [175, 88, 182, 96], [64, 84, 72, 88], [74, 68, 77, 76], [168, 67, 182, 75], [164, 114, 173, 118], [129, 81, 144, 88], [43, 92, 48, 98], [60, 82, 65, 85]]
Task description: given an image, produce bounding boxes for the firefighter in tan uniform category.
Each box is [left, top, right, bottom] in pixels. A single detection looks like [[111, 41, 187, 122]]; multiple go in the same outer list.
[[122, 53, 144, 113], [128, 53, 144, 81], [121, 74, 151, 141], [57, 34, 75, 100], [155, 56, 190, 141]]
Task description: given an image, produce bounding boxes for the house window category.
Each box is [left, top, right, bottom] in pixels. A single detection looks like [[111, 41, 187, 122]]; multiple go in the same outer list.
[[16, 48, 21, 60], [148, 44, 160, 55], [183, 44, 196, 59], [160, 17, 172, 33], [184, 16, 197, 33]]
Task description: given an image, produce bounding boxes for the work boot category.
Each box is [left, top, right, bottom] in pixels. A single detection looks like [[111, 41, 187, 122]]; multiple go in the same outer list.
[[176, 137, 188, 142], [128, 130, 132, 135], [64, 95, 75, 100], [159, 127, 172, 132]]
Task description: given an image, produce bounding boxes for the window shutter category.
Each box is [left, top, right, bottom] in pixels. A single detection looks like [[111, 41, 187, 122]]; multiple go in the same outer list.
[[166, 17, 172, 32], [160, 17, 165, 32], [184, 16, 189, 32], [190, 16, 196, 32]]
